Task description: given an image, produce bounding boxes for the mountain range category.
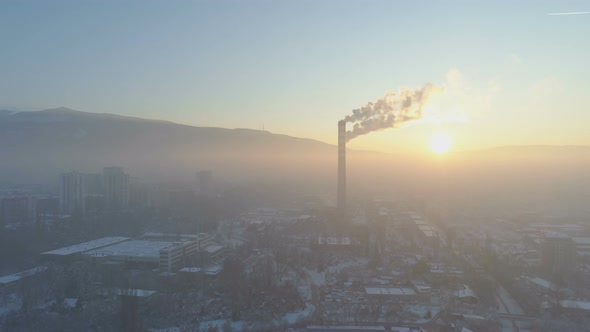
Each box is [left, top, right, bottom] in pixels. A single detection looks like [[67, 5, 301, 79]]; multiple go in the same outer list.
[[2, 107, 590, 215], [0, 107, 338, 184]]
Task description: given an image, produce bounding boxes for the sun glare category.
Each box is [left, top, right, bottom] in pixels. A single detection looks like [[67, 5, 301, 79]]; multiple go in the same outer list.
[[428, 133, 453, 154]]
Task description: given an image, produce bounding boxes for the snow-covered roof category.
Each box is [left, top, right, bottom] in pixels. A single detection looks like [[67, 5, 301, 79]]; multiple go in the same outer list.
[[560, 300, 590, 311], [307, 326, 386, 331], [318, 236, 353, 245], [204, 245, 225, 254], [454, 285, 477, 299], [0, 266, 48, 285], [524, 276, 555, 290], [42, 237, 129, 256], [114, 288, 156, 297], [85, 239, 175, 259], [64, 298, 78, 308], [365, 287, 416, 296], [573, 237, 590, 245], [204, 264, 222, 275], [544, 232, 570, 239], [461, 314, 485, 321]]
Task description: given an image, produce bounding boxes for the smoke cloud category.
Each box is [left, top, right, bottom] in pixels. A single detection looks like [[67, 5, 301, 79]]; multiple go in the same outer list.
[[343, 83, 443, 141]]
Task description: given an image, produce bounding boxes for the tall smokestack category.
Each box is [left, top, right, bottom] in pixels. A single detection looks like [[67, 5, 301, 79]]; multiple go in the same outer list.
[[338, 120, 346, 216]]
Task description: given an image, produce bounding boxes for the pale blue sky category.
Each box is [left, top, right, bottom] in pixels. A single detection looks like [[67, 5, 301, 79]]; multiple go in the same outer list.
[[1, 0, 589, 152]]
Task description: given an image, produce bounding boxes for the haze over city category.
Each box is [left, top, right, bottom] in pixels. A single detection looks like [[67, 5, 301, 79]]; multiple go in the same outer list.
[[2, 1, 590, 332]]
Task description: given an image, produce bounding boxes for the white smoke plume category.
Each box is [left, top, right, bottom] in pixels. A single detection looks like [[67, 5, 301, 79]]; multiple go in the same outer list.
[[343, 83, 443, 141]]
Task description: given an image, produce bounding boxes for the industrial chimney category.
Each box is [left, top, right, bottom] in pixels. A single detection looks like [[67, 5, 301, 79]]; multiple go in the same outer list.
[[337, 120, 346, 216]]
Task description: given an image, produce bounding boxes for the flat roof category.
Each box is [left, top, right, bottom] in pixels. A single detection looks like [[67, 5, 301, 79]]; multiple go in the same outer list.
[[561, 300, 590, 311], [204, 264, 222, 275], [204, 245, 225, 254], [430, 268, 464, 275], [307, 326, 386, 331], [365, 287, 416, 296], [524, 276, 555, 290], [544, 232, 571, 239], [179, 267, 201, 273], [142, 232, 202, 240], [0, 266, 48, 285], [84, 240, 177, 260], [573, 237, 590, 245], [42, 237, 129, 256], [454, 286, 476, 298], [115, 288, 156, 297], [318, 236, 353, 245], [411, 281, 431, 292]]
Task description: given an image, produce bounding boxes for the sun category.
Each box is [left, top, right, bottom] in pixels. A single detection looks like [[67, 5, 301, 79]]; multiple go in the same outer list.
[[428, 133, 453, 154]]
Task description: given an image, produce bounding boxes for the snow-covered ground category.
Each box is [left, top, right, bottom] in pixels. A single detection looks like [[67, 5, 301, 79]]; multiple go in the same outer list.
[[298, 285, 312, 302], [404, 304, 441, 324], [64, 298, 78, 308], [197, 319, 246, 331], [305, 269, 325, 286], [327, 258, 369, 275], [284, 303, 314, 324], [496, 286, 524, 315], [0, 293, 21, 317], [148, 328, 181, 332], [495, 286, 527, 332]]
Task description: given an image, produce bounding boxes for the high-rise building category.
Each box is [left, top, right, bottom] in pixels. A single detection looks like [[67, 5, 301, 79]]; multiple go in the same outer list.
[[0, 196, 35, 225], [542, 233, 576, 273], [81, 173, 104, 213], [103, 167, 130, 210], [60, 171, 86, 216], [84, 173, 103, 195], [129, 177, 150, 208], [36, 196, 59, 216]]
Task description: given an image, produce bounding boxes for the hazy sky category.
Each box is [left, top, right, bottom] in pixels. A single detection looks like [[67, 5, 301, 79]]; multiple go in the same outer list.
[[2, 1, 589, 153]]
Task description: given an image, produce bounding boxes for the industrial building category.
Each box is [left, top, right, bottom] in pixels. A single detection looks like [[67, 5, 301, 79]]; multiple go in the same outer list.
[[541, 232, 576, 273], [42, 233, 222, 272], [0, 266, 48, 292], [306, 326, 422, 332], [453, 285, 478, 305], [573, 237, 590, 258], [42, 236, 130, 260], [306, 326, 386, 332], [408, 213, 440, 256], [317, 236, 356, 252], [203, 245, 226, 261], [364, 287, 419, 302]]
